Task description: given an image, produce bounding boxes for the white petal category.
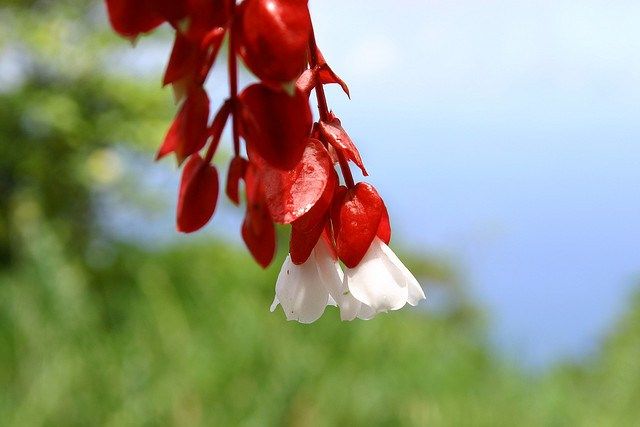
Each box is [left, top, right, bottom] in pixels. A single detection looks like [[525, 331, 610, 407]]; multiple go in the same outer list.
[[327, 295, 337, 306], [407, 280, 426, 306], [274, 255, 329, 323], [378, 240, 426, 306], [356, 303, 377, 320], [269, 296, 280, 312], [313, 240, 360, 321], [344, 239, 409, 313]]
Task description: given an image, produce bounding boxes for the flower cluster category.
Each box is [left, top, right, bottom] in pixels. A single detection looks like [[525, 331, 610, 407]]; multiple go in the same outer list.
[[105, 0, 425, 321]]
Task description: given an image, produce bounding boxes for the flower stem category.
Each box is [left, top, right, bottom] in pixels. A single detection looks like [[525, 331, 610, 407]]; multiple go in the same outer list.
[[308, 23, 355, 189], [228, 0, 240, 157]]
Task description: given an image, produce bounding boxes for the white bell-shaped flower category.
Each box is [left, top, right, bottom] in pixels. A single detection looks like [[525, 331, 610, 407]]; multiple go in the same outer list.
[[270, 239, 344, 323], [343, 237, 426, 317]]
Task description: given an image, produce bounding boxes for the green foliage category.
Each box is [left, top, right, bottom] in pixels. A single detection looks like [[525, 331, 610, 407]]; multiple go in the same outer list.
[[2, 202, 640, 426]]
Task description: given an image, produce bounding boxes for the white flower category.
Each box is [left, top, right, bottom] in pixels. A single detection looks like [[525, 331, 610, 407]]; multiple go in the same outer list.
[[342, 237, 426, 319], [270, 237, 426, 323], [270, 239, 344, 323]]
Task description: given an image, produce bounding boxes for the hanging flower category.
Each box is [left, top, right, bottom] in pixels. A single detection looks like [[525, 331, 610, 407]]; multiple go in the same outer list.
[[270, 238, 343, 323], [105, 0, 428, 321], [271, 235, 426, 322], [343, 237, 426, 318]]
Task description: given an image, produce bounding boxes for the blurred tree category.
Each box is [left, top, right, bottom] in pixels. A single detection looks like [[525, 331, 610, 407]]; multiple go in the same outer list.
[[0, 0, 171, 266]]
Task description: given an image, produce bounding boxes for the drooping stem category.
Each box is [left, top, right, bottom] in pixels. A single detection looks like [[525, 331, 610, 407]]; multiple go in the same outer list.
[[308, 23, 355, 189], [228, 0, 240, 156]]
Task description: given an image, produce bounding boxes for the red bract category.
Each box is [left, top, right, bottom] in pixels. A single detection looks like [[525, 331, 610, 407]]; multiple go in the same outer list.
[[156, 86, 210, 164], [239, 83, 312, 170], [318, 114, 367, 175], [237, 0, 311, 84], [105, 0, 164, 38], [259, 139, 334, 224], [242, 164, 276, 268], [177, 154, 219, 233], [332, 182, 385, 268]]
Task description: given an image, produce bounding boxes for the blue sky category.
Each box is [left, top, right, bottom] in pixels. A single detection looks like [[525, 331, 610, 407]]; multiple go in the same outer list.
[[306, 0, 640, 365]]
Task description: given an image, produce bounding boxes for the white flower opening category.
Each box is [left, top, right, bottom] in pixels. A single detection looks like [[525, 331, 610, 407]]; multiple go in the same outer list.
[[271, 237, 426, 323]]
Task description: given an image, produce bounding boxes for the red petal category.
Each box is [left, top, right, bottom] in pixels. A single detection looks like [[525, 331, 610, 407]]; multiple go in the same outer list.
[[239, 83, 312, 170], [156, 86, 210, 164], [290, 213, 327, 265], [225, 156, 248, 205], [237, 0, 311, 83], [259, 139, 333, 224], [289, 168, 337, 264], [105, 0, 164, 38], [242, 164, 276, 268], [318, 115, 367, 175], [177, 154, 219, 233], [332, 182, 384, 268], [377, 201, 391, 244]]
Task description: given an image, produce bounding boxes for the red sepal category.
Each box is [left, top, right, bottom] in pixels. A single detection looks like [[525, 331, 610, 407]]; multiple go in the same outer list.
[[163, 28, 225, 87], [156, 86, 210, 164], [242, 164, 276, 268], [225, 156, 248, 205], [289, 168, 337, 264], [237, 0, 311, 84], [318, 113, 367, 175], [105, 0, 164, 39], [239, 83, 312, 170], [317, 63, 350, 98], [296, 49, 350, 98], [332, 182, 384, 268], [296, 64, 350, 98], [176, 154, 219, 233], [290, 214, 326, 265], [320, 225, 338, 260], [155, 1, 188, 24], [183, 0, 230, 41], [377, 201, 391, 244], [259, 139, 334, 224]]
